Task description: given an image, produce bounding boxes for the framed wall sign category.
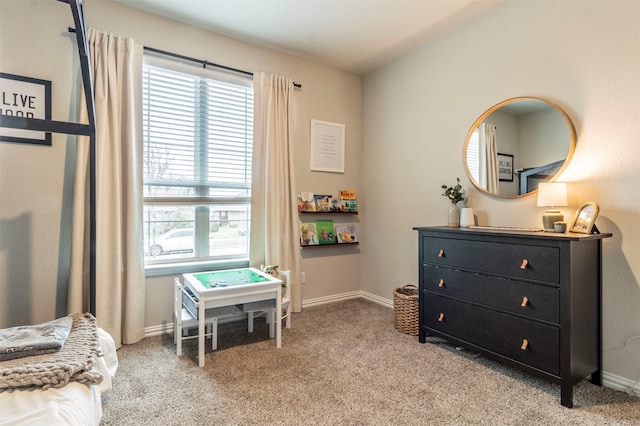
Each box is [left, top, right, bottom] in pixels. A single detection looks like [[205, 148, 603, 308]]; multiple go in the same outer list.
[[310, 119, 345, 173], [0, 72, 52, 146], [498, 153, 514, 182]]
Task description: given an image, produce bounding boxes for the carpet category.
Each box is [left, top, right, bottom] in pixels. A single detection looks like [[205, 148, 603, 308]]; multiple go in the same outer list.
[[101, 299, 640, 425]]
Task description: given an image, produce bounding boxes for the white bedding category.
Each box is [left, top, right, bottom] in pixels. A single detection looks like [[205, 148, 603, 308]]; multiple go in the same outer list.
[[0, 328, 118, 426]]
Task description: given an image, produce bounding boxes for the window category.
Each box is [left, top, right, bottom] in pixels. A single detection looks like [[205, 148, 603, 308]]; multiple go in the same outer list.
[[466, 128, 480, 183], [142, 55, 253, 273]]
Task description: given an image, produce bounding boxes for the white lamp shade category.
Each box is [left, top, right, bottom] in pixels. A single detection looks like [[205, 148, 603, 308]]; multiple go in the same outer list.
[[537, 182, 568, 207]]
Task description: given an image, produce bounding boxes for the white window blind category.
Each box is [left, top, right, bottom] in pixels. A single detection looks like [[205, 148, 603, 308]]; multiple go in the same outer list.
[[142, 56, 253, 270], [466, 128, 480, 183]]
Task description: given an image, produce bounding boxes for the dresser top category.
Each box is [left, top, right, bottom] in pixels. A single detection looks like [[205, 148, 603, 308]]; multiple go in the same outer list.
[[413, 226, 612, 241]]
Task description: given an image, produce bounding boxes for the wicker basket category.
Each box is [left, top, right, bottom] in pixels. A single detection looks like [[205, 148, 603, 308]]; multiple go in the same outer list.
[[393, 285, 419, 336]]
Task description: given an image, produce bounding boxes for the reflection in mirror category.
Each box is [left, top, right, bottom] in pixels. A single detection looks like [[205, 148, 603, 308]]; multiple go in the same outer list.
[[463, 97, 576, 198]]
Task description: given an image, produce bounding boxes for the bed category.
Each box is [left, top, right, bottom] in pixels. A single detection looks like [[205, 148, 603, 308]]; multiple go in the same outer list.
[[0, 314, 118, 426], [517, 159, 565, 194]]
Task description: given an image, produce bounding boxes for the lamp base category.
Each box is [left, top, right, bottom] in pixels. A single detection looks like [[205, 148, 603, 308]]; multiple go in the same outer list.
[[542, 209, 563, 232]]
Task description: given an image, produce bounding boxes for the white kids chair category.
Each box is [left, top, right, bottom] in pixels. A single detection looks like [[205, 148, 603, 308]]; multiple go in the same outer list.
[[173, 277, 218, 356], [246, 269, 292, 333], [278, 270, 292, 329]]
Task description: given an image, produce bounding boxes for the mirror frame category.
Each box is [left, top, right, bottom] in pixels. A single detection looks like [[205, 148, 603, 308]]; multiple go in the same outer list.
[[462, 96, 576, 199]]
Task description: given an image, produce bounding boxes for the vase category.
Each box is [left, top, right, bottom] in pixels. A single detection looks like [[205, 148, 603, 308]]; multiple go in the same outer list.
[[460, 208, 474, 227], [448, 204, 460, 227]]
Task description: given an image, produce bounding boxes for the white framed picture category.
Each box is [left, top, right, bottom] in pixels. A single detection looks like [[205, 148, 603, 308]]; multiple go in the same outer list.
[[310, 119, 345, 173]]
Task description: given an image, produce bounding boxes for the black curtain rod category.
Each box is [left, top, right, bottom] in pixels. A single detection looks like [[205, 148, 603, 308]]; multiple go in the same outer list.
[[68, 27, 301, 88]]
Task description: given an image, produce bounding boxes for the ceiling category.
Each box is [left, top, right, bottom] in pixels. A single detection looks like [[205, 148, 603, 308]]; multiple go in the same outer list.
[[113, 0, 501, 75]]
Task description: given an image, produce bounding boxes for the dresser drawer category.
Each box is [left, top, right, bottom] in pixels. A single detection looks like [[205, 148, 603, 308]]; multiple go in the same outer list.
[[424, 295, 560, 376], [423, 265, 559, 323], [421, 236, 560, 284]]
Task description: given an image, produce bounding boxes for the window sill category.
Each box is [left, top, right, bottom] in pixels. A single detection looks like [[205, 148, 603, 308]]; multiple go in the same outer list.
[[145, 258, 250, 278]]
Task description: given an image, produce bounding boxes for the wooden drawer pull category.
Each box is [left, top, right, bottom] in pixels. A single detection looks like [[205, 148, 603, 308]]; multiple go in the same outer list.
[[438, 249, 445, 257], [521, 339, 529, 350], [438, 313, 445, 322], [438, 279, 445, 288], [520, 259, 529, 269], [521, 296, 529, 307]]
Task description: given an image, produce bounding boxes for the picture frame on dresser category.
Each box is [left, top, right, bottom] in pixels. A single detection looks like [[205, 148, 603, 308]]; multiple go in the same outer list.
[[570, 201, 599, 234]]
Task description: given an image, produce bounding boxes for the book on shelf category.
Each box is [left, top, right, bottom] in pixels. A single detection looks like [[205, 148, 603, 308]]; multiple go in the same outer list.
[[298, 192, 316, 212], [338, 189, 358, 212], [329, 198, 342, 212], [315, 220, 336, 245], [299, 222, 319, 246], [335, 224, 358, 244], [314, 194, 334, 212], [339, 189, 357, 200]]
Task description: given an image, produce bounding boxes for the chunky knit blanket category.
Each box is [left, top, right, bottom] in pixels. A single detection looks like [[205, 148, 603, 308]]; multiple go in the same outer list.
[[0, 313, 103, 392]]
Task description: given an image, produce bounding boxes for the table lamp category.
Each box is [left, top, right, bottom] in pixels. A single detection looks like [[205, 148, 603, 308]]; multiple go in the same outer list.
[[537, 182, 568, 232]]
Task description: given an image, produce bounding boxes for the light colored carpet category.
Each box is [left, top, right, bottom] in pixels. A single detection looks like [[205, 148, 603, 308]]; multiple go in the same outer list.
[[101, 299, 640, 425]]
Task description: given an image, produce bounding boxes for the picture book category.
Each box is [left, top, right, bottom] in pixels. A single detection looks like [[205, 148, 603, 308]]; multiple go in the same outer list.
[[315, 220, 336, 245], [338, 189, 357, 200], [299, 222, 319, 246], [329, 198, 342, 212], [339, 189, 358, 212], [335, 224, 358, 244], [298, 192, 316, 212], [340, 199, 358, 212], [314, 194, 333, 212]]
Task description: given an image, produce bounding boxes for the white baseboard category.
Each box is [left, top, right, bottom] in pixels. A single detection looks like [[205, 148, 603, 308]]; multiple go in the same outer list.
[[145, 291, 390, 337], [144, 312, 251, 337], [145, 323, 170, 337], [144, 291, 639, 396], [359, 290, 394, 309], [602, 371, 640, 397], [301, 290, 392, 309]]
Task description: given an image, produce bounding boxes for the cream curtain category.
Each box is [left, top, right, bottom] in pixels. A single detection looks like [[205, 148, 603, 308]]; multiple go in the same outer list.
[[250, 72, 301, 312], [479, 122, 499, 193], [68, 28, 145, 347]]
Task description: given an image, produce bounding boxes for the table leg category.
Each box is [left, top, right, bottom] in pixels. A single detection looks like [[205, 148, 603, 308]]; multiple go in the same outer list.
[[268, 311, 274, 338], [248, 312, 254, 333], [176, 326, 182, 356], [212, 317, 218, 350], [198, 303, 205, 367], [276, 286, 282, 348]]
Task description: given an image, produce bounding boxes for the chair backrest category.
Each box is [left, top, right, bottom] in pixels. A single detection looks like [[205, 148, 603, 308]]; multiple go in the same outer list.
[[277, 270, 292, 328], [278, 270, 291, 304]]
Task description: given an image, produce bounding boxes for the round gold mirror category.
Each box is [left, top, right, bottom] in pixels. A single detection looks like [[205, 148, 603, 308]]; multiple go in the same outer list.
[[463, 97, 576, 198]]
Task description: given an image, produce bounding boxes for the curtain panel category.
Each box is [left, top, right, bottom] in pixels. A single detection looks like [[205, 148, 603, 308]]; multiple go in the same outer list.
[[479, 122, 499, 193], [68, 28, 145, 347], [251, 72, 301, 312]]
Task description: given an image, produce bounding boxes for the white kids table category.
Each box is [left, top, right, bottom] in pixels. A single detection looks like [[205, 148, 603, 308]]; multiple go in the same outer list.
[[182, 267, 282, 367]]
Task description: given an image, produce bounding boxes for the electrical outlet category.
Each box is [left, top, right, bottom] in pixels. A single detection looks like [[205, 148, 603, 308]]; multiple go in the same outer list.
[[301, 272, 306, 283]]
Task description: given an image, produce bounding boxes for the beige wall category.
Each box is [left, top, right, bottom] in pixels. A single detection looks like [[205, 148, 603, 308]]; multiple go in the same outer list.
[[0, 0, 362, 328], [362, 0, 639, 386], [0, 1, 79, 327]]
